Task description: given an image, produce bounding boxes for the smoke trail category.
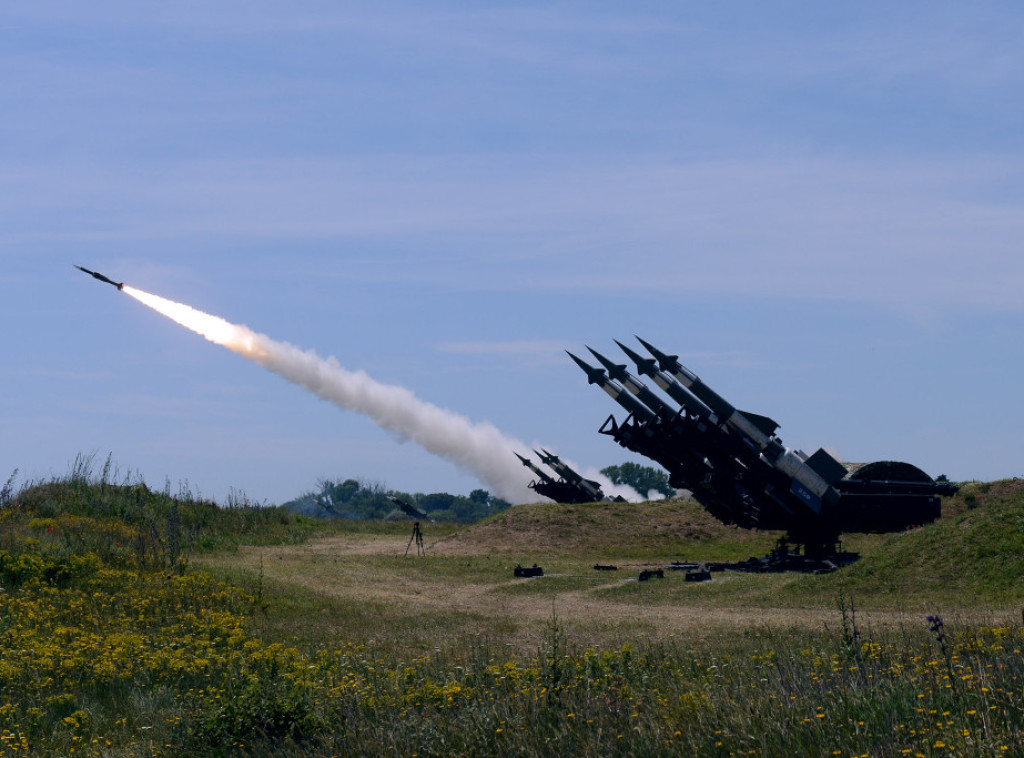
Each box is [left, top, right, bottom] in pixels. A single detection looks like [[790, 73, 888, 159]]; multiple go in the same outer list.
[[122, 286, 641, 504]]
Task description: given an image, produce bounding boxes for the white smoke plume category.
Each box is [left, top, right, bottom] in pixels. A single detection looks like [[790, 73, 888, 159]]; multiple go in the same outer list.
[[122, 285, 642, 504]]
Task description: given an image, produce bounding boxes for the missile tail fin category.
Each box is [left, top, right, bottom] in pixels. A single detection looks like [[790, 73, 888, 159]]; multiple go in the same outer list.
[[738, 410, 780, 437]]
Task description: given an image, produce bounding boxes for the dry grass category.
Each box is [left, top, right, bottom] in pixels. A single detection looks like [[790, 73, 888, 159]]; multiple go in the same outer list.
[[429, 498, 775, 555], [190, 486, 1024, 662], [192, 528, 1015, 655]]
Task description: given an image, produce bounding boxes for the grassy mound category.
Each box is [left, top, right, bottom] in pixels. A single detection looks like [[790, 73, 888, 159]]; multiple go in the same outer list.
[[817, 479, 1024, 602], [3, 471, 323, 568], [433, 481, 1024, 608], [430, 497, 780, 559]]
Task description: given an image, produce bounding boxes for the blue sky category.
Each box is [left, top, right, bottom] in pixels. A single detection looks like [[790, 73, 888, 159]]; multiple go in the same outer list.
[[2, 2, 1022, 504]]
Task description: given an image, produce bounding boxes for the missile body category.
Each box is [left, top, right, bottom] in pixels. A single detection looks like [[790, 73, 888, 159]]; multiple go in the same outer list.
[[515, 452, 557, 485], [586, 347, 679, 421], [615, 340, 716, 420], [75, 265, 124, 291], [535, 448, 559, 468], [566, 351, 656, 423], [634, 337, 744, 427], [520, 451, 607, 503], [634, 337, 837, 513], [535, 449, 603, 500], [590, 344, 755, 478], [536, 449, 575, 483]]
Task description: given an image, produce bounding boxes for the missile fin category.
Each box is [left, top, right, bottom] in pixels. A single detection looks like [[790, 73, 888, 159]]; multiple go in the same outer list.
[[738, 410, 780, 437], [615, 339, 658, 376], [635, 336, 678, 369], [587, 346, 629, 381]]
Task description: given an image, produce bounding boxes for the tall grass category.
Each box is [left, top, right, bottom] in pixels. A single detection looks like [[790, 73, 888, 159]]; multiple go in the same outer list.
[[6, 453, 325, 562]]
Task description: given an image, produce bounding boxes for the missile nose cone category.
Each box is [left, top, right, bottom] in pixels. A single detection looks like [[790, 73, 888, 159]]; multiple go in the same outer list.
[[615, 339, 657, 375], [586, 346, 627, 377], [635, 336, 680, 372], [566, 350, 606, 385], [635, 335, 663, 358]]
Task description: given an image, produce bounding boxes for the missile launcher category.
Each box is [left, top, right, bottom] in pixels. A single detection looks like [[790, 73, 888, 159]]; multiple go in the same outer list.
[[515, 450, 617, 504], [572, 338, 957, 558]]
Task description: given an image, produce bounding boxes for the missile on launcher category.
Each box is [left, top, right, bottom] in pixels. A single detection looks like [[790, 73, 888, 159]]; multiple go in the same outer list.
[[535, 449, 604, 501], [633, 337, 840, 515], [586, 346, 678, 421], [515, 450, 607, 504], [567, 351, 656, 424]]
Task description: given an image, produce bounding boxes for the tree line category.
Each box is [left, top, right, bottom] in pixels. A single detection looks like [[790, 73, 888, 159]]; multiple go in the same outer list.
[[283, 463, 673, 523], [282, 478, 514, 523]]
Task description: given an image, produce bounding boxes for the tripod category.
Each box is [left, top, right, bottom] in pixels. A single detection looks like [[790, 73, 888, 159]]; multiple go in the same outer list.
[[405, 521, 425, 556]]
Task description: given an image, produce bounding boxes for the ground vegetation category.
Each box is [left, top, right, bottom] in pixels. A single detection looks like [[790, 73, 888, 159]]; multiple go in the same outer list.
[[1, 462, 1022, 755]]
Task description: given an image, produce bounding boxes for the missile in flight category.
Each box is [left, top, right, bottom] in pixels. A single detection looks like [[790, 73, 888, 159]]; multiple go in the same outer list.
[[75, 265, 124, 291]]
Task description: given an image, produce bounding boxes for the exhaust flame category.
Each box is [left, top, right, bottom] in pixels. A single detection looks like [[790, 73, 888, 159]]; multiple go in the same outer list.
[[122, 285, 641, 504], [124, 286, 258, 353]]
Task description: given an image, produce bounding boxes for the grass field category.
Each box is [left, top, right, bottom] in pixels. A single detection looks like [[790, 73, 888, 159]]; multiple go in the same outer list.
[[2, 468, 1023, 755]]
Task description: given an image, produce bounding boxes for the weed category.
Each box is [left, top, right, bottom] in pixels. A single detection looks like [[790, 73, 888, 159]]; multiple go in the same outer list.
[[0, 469, 17, 508]]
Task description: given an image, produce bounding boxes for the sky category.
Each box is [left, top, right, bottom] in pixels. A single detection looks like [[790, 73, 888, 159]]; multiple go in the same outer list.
[[2, 1, 1022, 505]]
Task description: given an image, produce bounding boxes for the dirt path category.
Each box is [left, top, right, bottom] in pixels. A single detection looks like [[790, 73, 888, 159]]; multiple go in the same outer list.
[[197, 533, 1016, 648]]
